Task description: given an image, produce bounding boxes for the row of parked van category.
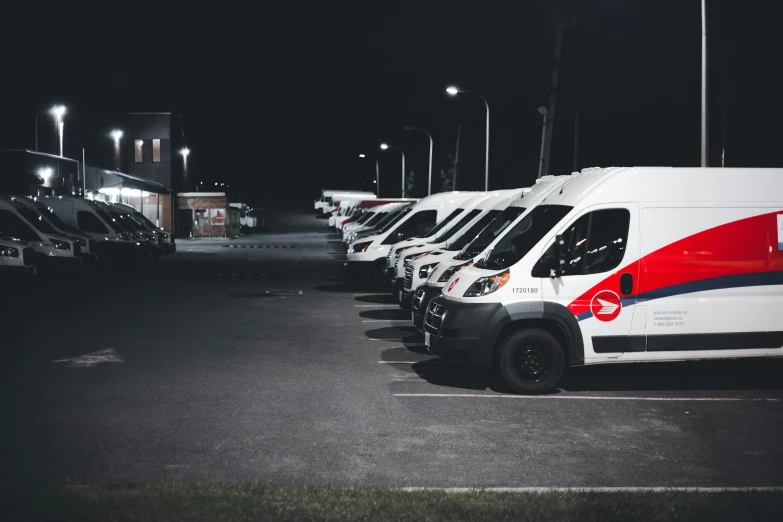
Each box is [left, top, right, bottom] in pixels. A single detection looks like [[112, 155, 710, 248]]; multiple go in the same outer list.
[[340, 167, 783, 394], [0, 195, 175, 276]]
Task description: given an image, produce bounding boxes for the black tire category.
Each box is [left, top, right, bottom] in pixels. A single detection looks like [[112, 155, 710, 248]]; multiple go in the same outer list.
[[370, 263, 387, 291], [496, 328, 565, 394]]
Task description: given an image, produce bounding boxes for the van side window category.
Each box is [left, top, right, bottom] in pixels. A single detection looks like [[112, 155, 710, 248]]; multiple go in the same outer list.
[[77, 211, 108, 233], [583, 209, 630, 274], [0, 209, 41, 242], [382, 210, 437, 244], [534, 209, 630, 277]]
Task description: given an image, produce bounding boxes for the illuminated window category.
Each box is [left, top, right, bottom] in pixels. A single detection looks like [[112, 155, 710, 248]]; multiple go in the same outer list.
[[152, 139, 161, 162], [134, 140, 143, 162]]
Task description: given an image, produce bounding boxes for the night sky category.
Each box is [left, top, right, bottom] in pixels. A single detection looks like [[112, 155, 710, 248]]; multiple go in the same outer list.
[[1, 0, 780, 206]]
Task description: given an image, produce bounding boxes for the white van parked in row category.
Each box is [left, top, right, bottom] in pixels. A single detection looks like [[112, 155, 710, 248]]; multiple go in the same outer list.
[[342, 203, 408, 245], [319, 191, 376, 214], [424, 167, 783, 394], [412, 176, 569, 330], [389, 190, 526, 308], [0, 195, 81, 264], [14, 197, 94, 260], [41, 196, 144, 261], [346, 192, 478, 288], [112, 203, 176, 254]]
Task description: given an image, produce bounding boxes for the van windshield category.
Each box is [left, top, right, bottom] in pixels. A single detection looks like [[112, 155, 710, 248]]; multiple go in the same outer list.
[[94, 208, 124, 233], [420, 208, 463, 238], [376, 208, 410, 234], [433, 209, 481, 243], [38, 206, 70, 231], [17, 207, 57, 234], [446, 210, 501, 252], [454, 206, 526, 260], [474, 205, 572, 270]]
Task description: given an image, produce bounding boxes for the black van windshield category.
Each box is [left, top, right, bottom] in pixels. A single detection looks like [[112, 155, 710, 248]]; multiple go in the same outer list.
[[433, 209, 481, 243], [420, 208, 463, 239], [38, 206, 69, 230], [454, 206, 526, 260], [17, 207, 57, 234], [446, 210, 501, 252], [474, 205, 572, 270]]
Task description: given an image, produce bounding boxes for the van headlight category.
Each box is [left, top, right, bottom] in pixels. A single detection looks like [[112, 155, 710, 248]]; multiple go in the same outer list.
[[50, 238, 71, 250], [438, 261, 473, 282], [0, 246, 19, 257], [349, 241, 372, 253], [418, 263, 438, 279], [463, 270, 510, 297]]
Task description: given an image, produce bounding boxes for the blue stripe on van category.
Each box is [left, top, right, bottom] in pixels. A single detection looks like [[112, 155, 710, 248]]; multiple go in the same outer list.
[[575, 270, 783, 322]]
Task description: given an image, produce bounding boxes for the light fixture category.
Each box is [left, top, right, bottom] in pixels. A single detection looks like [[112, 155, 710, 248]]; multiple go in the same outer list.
[[39, 167, 53, 181], [180, 147, 190, 157], [358, 154, 366, 158], [380, 143, 389, 150], [110, 130, 123, 140], [446, 86, 459, 96], [50, 105, 66, 117]]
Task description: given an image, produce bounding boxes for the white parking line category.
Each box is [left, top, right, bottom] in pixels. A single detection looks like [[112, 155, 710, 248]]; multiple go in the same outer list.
[[378, 361, 435, 364], [353, 293, 385, 296], [393, 393, 782, 401], [355, 304, 398, 308], [402, 486, 783, 493], [362, 320, 411, 323]]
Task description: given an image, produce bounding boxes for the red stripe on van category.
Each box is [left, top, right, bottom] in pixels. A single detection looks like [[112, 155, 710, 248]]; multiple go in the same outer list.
[[567, 210, 783, 317]]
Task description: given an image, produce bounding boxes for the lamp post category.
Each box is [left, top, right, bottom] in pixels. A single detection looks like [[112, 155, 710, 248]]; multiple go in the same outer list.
[[447, 86, 489, 191], [51, 105, 66, 156], [359, 154, 380, 196], [403, 126, 433, 195], [537, 106, 547, 179], [380, 143, 406, 198], [110, 130, 123, 170]]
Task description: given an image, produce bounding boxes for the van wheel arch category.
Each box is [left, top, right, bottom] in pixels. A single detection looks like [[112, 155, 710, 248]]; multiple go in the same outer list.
[[494, 318, 575, 368]]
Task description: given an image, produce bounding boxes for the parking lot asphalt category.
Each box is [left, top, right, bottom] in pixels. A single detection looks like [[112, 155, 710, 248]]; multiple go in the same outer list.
[[1, 214, 782, 489]]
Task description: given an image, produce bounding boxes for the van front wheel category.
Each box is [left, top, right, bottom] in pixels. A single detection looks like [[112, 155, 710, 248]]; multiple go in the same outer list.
[[497, 328, 564, 394]]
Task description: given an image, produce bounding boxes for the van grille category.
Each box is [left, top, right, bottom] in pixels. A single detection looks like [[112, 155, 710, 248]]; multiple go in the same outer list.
[[22, 247, 34, 266], [403, 261, 413, 290], [411, 287, 425, 314], [424, 300, 446, 335]]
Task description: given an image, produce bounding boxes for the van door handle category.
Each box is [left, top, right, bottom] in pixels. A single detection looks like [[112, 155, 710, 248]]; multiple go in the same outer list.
[[620, 273, 634, 295]]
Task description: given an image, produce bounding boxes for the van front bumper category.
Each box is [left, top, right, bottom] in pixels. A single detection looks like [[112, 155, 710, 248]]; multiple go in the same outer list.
[[423, 297, 508, 368]]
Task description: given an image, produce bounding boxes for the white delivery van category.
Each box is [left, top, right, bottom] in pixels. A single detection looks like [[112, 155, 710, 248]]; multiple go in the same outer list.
[[105, 202, 166, 257], [403, 189, 529, 313], [92, 201, 160, 258], [343, 203, 403, 246], [329, 198, 361, 228], [0, 237, 36, 276], [0, 195, 81, 264], [424, 167, 783, 394], [41, 196, 143, 261], [112, 203, 176, 254], [13, 197, 95, 260], [315, 190, 355, 211], [412, 176, 569, 331], [322, 191, 377, 214], [346, 203, 414, 247], [345, 192, 478, 289], [389, 191, 522, 308]]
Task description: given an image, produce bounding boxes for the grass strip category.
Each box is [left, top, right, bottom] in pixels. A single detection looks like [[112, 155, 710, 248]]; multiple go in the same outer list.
[[2, 484, 782, 522]]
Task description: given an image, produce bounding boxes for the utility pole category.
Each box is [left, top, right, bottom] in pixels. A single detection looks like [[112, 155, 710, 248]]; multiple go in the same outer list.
[[453, 124, 461, 190], [573, 109, 580, 171], [701, 0, 708, 167], [540, 17, 565, 178]]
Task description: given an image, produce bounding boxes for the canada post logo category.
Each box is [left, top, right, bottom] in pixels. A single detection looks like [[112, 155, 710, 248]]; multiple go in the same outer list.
[[590, 290, 622, 322], [447, 278, 460, 293]]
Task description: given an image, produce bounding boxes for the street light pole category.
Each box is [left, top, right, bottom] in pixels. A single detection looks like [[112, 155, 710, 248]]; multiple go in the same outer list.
[[403, 126, 433, 196], [380, 143, 406, 198], [111, 130, 123, 171], [446, 86, 489, 191], [701, 0, 708, 167], [537, 107, 548, 179]]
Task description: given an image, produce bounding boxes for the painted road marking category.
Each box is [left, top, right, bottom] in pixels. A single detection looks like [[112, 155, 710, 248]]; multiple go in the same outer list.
[[355, 304, 399, 308], [362, 320, 411, 323], [223, 245, 296, 249], [353, 293, 386, 296], [52, 348, 123, 368], [394, 393, 783, 401], [402, 487, 783, 493], [378, 361, 438, 364], [367, 338, 406, 342]]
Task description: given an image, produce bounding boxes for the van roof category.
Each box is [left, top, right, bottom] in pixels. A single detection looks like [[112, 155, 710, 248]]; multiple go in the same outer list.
[[510, 175, 571, 208], [408, 191, 480, 211], [542, 167, 783, 208]]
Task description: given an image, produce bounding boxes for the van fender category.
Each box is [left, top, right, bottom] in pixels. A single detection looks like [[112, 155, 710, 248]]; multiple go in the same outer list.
[[502, 301, 585, 366]]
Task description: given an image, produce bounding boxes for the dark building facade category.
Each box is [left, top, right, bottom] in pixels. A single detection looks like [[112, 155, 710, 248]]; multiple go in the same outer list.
[[0, 150, 82, 198], [123, 113, 187, 192]]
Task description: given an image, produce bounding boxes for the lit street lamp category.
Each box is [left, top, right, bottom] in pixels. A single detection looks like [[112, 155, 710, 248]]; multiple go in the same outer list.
[[51, 105, 66, 157], [180, 147, 190, 176], [359, 154, 380, 196], [447, 86, 490, 191], [110, 130, 123, 170], [403, 126, 433, 196], [380, 143, 406, 198]]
